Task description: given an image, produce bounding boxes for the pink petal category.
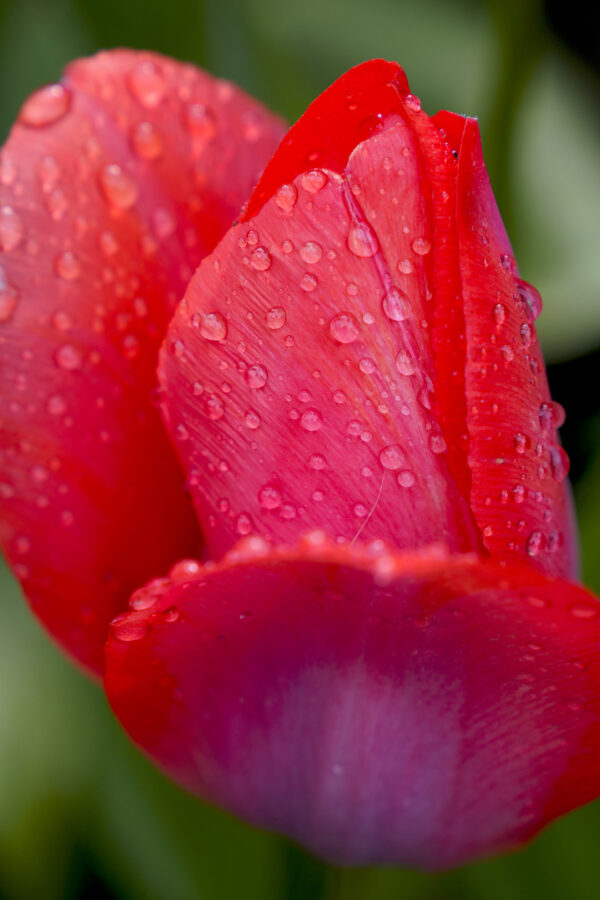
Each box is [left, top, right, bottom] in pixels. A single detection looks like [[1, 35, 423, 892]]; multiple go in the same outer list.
[[105, 536, 600, 869], [0, 50, 285, 674]]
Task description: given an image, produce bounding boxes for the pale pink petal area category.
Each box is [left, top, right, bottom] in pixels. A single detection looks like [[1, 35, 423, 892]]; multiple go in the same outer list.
[[0, 50, 285, 674], [105, 537, 600, 869], [451, 117, 577, 579]]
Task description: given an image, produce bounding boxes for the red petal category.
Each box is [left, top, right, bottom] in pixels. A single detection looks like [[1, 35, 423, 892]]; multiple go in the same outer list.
[[105, 536, 600, 869], [160, 151, 480, 556], [454, 119, 577, 578], [0, 50, 285, 674]]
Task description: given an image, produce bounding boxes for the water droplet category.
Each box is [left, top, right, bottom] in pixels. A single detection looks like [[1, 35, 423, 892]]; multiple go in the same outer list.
[[266, 306, 286, 330], [512, 484, 526, 504], [501, 344, 514, 362], [299, 241, 322, 264], [347, 223, 379, 258], [520, 323, 533, 347], [19, 84, 71, 127], [526, 530, 545, 557], [569, 602, 600, 620], [131, 121, 163, 159], [380, 444, 405, 470], [492, 302, 507, 325], [397, 470, 416, 487], [202, 393, 225, 420], [0, 206, 24, 252], [309, 453, 326, 470], [54, 250, 81, 281], [52, 309, 73, 331], [514, 433, 530, 455], [397, 258, 414, 275], [185, 103, 217, 141], [359, 357, 376, 375], [196, 311, 227, 341], [128, 60, 166, 108], [244, 409, 261, 429], [275, 183, 297, 211], [549, 445, 570, 482], [99, 165, 138, 210], [37, 155, 61, 192], [0, 282, 18, 323], [515, 279, 542, 321], [152, 207, 176, 238], [383, 286, 410, 321], [258, 483, 282, 509], [162, 606, 180, 623], [395, 351, 416, 375], [300, 273, 318, 292], [300, 408, 323, 431], [245, 364, 268, 389], [47, 394, 67, 415], [0, 152, 17, 186], [411, 236, 431, 256], [249, 246, 272, 271], [54, 344, 82, 370], [110, 613, 150, 642], [429, 434, 447, 454], [404, 93, 422, 112], [130, 590, 158, 611], [329, 312, 359, 344], [301, 169, 327, 193], [236, 512, 253, 535]]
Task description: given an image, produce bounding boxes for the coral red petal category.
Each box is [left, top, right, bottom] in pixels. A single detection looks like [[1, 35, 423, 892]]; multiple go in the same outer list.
[[160, 154, 480, 556], [0, 50, 285, 674], [455, 119, 577, 579], [105, 536, 600, 869]]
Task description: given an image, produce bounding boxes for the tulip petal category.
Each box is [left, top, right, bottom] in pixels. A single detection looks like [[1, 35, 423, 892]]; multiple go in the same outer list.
[[0, 50, 285, 674], [105, 536, 600, 869], [452, 118, 577, 578], [159, 155, 480, 556]]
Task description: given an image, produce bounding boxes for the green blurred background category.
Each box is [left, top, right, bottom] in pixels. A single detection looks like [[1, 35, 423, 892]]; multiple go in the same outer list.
[[1, 0, 600, 897]]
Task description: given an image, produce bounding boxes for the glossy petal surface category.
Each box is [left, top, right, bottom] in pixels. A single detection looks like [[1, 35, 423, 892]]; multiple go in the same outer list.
[[106, 537, 600, 869], [160, 60, 573, 576], [0, 50, 285, 674]]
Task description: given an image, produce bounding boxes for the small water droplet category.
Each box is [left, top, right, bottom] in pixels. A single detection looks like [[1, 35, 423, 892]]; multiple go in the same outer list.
[[162, 606, 180, 623], [131, 121, 163, 159], [244, 409, 261, 429], [0, 152, 17, 186], [492, 302, 507, 326], [299, 241, 322, 264], [520, 323, 533, 347], [249, 246, 272, 271], [0, 282, 18, 323], [383, 286, 410, 321], [397, 470, 415, 487], [202, 393, 225, 420], [380, 444, 405, 470], [526, 530, 545, 557], [411, 236, 431, 256], [514, 433, 530, 455], [301, 169, 327, 193], [195, 311, 227, 341], [309, 453, 326, 470], [0, 206, 24, 252], [429, 434, 447, 454], [329, 312, 359, 344], [395, 351, 416, 375], [245, 364, 268, 389], [37, 155, 61, 192], [99, 164, 138, 210], [404, 93, 422, 112], [347, 223, 379, 258], [300, 273, 318, 292], [359, 357, 376, 375], [266, 306, 286, 330], [54, 344, 82, 370], [184, 103, 217, 141], [569, 602, 600, 620], [258, 483, 282, 509], [275, 183, 298, 211], [397, 258, 414, 275], [110, 613, 150, 642], [128, 60, 166, 107], [54, 250, 81, 281], [47, 394, 67, 416], [300, 408, 323, 431], [236, 512, 253, 535], [19, 84, 71, 127]]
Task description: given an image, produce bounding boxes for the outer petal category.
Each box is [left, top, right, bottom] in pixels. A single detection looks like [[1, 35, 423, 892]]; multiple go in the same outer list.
[[0, 50, 285, 674], [105, 536, 600, 869]]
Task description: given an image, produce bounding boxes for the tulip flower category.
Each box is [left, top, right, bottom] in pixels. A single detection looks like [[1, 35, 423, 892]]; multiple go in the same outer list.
[[2, 53, 600, 871]]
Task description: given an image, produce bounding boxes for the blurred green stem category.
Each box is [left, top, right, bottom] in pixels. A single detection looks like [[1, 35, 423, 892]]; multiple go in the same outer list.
[[483, 0, 547, 233]]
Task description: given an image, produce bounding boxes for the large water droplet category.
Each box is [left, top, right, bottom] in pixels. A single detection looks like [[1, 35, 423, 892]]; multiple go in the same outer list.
[[266, 306, 286, 330], [19, 84, 71, 127], [300, 408, 323, 431], [301, 169, 327, 193], [131, 121, 163, 159], [128, 60, 166, 108], [196, 311, 227, 341], [411, 236, 431, 256], [0, 206, 24, 252], [245, 364, 268, 389], [110, 613, 150, 642], [99, 165, 138, 210], [275, 184, 297, 211], [383, 287, 410, 322], [249, 247, 272, 271], [395, 351, 416, 375], [299, 241, 322, 264], [515, 279, 542, 321], [380, 444, 405, 470], [549, 445, 570, 482], [300, 273, 318, 292], [329, 313, 359, 344], [347, 223, 379, 258]]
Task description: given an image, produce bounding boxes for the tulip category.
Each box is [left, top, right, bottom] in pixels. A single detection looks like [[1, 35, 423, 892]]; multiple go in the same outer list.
[[2, 53, 600, 871]]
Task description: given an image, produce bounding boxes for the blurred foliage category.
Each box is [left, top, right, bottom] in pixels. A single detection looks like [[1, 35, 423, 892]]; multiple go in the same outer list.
[[1, 0, 600, 897]]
